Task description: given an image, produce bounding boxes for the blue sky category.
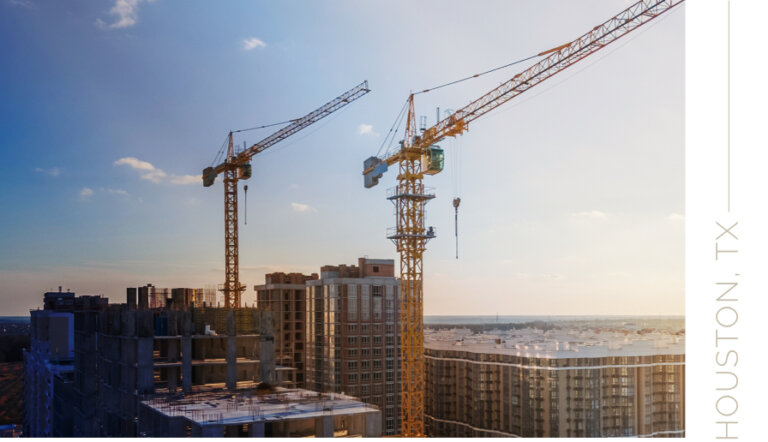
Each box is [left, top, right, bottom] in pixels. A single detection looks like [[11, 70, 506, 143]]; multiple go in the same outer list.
[[0, 0, 684, 316]]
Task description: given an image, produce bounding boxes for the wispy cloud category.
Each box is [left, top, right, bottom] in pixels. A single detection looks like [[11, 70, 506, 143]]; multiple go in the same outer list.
[[7, 0, 37, 9], [79, 187, 94, 201], [96, 0, 154, 30], [243, 37, 266, 51], [114, 157, 200, 185], [169, 175, 200, 185], [572, 210, 607, 219], [35, 167, 61, 177], [100, 187, 129, 197], [291, 202, 316, 213], [667, 213, 684, 221], [357, 124, 379, 137], [114, 157, 154, 171]]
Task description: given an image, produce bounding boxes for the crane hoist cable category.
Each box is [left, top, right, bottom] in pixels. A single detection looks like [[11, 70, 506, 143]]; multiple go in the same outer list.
[[243, 184, 248, 225]]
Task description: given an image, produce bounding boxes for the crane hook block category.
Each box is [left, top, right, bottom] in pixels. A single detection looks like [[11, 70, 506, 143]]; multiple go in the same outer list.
[[202, 167, 216, 187], [363, 156, 388, 188]]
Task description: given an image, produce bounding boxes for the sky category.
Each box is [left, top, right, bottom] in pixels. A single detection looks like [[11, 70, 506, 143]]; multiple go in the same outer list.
[[0, 0, 684, 316]]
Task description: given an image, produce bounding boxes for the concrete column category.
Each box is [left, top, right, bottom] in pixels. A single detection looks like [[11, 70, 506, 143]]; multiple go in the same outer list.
[[137, 337, 154, 394], [248, 422, 265, 437], [167, 338, 180, 393], [167, 417, 186, 437], [314, 415, 333, 438], [201, 424, 224, 437], [182, 312, 192, 393], [258, 311, 276, 385], [226, 310, 237, 390], [126, 288, 137, 310], [364, 411, 382, 437]]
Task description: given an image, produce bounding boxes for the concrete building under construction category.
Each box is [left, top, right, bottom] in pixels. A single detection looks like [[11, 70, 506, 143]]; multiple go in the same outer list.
[[23, 289, 108, 437], [138, 386, 381, 437], [424, 328, 685, 438], [25, 287, 383, 437]]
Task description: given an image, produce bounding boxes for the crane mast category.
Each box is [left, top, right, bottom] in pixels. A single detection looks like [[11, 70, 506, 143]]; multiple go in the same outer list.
[[362, 0, 683, 436], [205, 81, 370, 308]]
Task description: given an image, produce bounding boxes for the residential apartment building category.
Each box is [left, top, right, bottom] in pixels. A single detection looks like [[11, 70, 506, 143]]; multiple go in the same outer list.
[[305, 258, 402, 436], [424, 328, 685, 437], [23, 289, 108, 437], [254, 272, 319, 388]]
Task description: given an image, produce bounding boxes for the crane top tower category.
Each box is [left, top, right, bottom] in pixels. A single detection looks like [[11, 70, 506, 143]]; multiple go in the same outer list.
[[361, 0, 683, 436], [204, 81, 370, 308]]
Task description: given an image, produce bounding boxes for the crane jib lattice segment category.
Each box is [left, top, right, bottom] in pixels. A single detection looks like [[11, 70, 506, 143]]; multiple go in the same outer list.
[[364, 0, 684, 436], [421, 0, 684, 154], [229, 81, 370, 168]]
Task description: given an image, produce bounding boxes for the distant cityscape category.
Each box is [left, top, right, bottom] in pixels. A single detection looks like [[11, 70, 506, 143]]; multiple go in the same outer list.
[[0, 259, 684, 438]]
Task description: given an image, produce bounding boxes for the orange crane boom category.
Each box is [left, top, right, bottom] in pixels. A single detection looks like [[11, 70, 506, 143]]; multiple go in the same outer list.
[[204, 81, 370, 308], [362, 0, 683, 436]]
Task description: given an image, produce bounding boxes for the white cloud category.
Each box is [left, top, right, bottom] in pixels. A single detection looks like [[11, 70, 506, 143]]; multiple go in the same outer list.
[[114, 157, 155, 171], [169, 174, 200, 185], [97, 0, 154, 30], [357, 124, 379, 137], [668, 213, 684, 221], [79, 187, 94, 200], [291, 202, 316, 213], [572, 210, 607, 219], [35, 167, 61, 177], [243, 37, 266, 51], [114, 156, 199, 185]]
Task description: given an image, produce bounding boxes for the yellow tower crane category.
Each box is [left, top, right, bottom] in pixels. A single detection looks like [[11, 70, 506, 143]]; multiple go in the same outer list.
[[204, 81, 370, 308], [362, 0, 683, 436]]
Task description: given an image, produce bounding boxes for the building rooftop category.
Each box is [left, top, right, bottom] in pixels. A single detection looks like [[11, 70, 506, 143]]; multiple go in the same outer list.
[[141, 386, 380, 427], [425, 327, 685, 358]]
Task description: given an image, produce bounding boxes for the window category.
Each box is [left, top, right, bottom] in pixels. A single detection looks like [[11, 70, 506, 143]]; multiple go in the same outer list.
[[373, 266, 380, 273], [347, 337, 357, 346], [347, 295, 357, 321], [372, 285, 383, 296]]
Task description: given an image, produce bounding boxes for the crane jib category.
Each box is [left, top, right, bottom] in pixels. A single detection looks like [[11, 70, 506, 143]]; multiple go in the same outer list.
[[203, 81, 370, 187]]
